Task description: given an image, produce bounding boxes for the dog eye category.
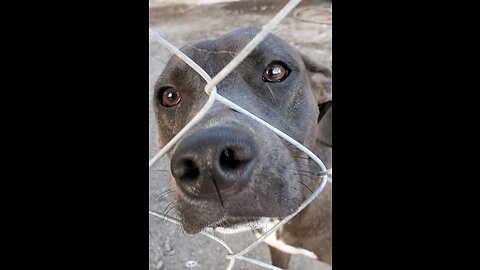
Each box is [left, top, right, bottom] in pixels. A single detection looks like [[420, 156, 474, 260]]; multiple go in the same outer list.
[[262, 62, 290, 82], [160, 87, 182, 107]]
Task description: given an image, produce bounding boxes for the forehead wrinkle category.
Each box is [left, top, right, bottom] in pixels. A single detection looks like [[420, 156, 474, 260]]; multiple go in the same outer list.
[[258, 39, 298, 64]]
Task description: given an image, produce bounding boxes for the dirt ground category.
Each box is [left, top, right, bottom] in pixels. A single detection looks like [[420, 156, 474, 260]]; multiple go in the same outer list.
[[149, 1, 332, 269]]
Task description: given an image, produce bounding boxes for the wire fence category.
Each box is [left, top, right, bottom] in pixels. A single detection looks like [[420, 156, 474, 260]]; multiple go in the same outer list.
[[149, 0, 332, 269]]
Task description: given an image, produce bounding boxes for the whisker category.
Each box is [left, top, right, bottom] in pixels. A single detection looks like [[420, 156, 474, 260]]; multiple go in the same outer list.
[[164, 204, 176, 218], [297, 181, 314, 194], [291, 155, 310, 160], [150, 189, 171, 204], [292, 172, 320, 186], [296, 181, 322, 208], [161, 202, 173, 217]]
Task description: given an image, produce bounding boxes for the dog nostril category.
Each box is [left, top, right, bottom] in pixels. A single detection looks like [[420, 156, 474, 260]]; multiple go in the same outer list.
[[180, 159, 200, 181], [220, 148, 243, 171]]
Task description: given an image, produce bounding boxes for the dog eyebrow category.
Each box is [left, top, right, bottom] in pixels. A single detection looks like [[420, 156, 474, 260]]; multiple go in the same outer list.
[[251, 47, 297, 71]]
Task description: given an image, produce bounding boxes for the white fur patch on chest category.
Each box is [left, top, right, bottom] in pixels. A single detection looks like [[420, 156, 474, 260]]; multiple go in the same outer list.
[[255, 219, 318, 259]]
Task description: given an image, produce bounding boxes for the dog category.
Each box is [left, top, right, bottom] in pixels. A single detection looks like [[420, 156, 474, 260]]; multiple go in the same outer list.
[[153, 27, 332, 269]]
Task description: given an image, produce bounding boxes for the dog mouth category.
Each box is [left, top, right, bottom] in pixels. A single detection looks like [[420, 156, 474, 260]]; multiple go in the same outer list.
[[209, 216, 272, 234], [170, 120, 307, 235]]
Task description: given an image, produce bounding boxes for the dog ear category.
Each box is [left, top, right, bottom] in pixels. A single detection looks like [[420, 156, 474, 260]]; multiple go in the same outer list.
[[317, 107, 332, 146], [302, 54, 332, 146], [301, 54, 332, 105]]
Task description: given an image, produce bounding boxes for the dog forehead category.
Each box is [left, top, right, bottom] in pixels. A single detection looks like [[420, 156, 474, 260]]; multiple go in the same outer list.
[[184, 27, 262, 55], [156, 27, 303, 89], [178, 28, 295, 66]]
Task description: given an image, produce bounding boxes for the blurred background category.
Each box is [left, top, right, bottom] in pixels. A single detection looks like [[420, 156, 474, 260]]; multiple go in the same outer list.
[[149, 1, 332, 269]]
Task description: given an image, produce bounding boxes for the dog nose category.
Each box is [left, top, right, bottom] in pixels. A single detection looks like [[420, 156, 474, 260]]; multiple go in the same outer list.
[[170, 127, 257, 198]]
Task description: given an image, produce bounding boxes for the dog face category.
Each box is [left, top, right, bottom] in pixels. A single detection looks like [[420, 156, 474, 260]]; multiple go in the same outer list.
[[154, 27, 331, 234]]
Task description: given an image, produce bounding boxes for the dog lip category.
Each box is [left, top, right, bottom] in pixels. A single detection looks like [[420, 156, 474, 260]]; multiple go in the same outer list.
[[209, 216, 263, 229], [210, 217, 271, 234]]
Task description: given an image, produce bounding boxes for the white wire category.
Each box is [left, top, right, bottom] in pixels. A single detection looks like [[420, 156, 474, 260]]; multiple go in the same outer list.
[[149, 210, 282, 270], [215, 94, 327, 172], [236, 256, 284, 270]]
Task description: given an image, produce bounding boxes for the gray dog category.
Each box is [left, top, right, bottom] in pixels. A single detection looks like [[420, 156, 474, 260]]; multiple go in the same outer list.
[[154, 27, 332, 269]]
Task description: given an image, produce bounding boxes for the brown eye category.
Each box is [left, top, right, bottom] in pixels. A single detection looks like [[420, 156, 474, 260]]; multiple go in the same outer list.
[[262, 62, 289, 82], [161, 87, 181, 107]]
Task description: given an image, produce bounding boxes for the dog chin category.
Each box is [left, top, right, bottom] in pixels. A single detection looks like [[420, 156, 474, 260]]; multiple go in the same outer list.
[[212, 217, 272, 234]]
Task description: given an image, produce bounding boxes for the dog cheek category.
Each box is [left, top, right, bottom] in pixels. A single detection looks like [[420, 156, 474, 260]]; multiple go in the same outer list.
[[168, 180, 182, 216], [260, 156, 303, 215], [169, 176, 226, 233], [287, 88, 319, 148], [155, 118, 177, 148]]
